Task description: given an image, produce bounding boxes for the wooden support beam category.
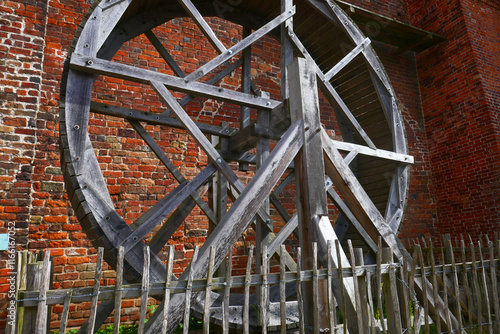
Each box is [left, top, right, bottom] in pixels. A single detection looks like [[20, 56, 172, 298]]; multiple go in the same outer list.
[[176, 0, 227, 54], [70, 54, 279, 110], [330, 139, 413, 164], [324, 37, 371, 81], [144, 30, 186, 78], [184, 7, 295, 81]]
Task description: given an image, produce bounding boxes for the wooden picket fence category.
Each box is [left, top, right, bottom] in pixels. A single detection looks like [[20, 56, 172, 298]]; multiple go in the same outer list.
[[7, 234, 500, 334]]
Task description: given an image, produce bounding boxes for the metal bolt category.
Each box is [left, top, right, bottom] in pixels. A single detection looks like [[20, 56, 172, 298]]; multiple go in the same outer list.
[[105, 216, 110, 221], [133, 236, 138, 241], [217, 158, 222, 163], [228, 50, 233, 55], [83, 185, 88, 189], [266, 102, 271, 106], [74, 125, 80, 130], [75, 157, 80, 161], [84, 43, 90, 48], [156, 116, 160, 120], [129, 112, 133, 116], [87, 60, 93, 66]]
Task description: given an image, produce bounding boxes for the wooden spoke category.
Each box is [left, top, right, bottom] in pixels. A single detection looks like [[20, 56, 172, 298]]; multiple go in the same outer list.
[[331, 139, 414, 164], [129, 120, 216, 223], [184, 7, 296, 81], [70, 54, 279, 110], [177, 0, 227, 54], [286, 28, 377, 149], [119, 163, 217, 253], [144, 30, 186, 78], [324, 37, 371, 81]]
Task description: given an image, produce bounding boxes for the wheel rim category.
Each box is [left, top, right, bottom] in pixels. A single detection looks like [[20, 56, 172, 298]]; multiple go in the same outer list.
[[60, 0, 411, 331]]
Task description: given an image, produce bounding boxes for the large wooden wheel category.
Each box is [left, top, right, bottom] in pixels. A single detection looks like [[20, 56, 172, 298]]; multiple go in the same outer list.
[[59, 0, 426, 332]]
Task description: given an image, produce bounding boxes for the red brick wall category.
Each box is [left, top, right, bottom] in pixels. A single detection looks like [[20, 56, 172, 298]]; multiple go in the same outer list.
[[1, 0, 498, 331], [407, 0, 500, 237]]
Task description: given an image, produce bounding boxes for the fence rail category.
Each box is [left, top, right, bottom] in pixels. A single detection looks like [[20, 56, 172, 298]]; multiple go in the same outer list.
[[6, 235, 500, 334]]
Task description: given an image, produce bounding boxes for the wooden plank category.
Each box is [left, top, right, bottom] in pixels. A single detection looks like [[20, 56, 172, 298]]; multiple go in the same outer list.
[[441, 249, 453, 331], [161, 246, 174, 334], [58, 291, 72, 334], [243, 246, 254, 334], [312, 243, 320, 334], [138, 247, 150, 334], [460, 238, 473, 329], [470, 240, 483, 330], [446, 239, 463, 333], [330, 139, 413, 164], [203, 247, 215, 334], [488, 240, 500, 333], [376, 238, 387, 334], [280, 245, 287, 334], [478, 241, 493, 334], [336, 240, 348, 334], [184, 7, 295, 81], [297, 247, 305, 334], [326, 241, 337, 333], [22, 262, 43, 334], [144, 30, 185, 78], [261, 246, 269, 334], [399, 251, 411, 333], [88, 248, 103, 334], [383, 248, 402, 334], [70, 54, 279, 111], [177, 0, 227, 54], [35, 252, 51, 334], [222, 249, 233, 334], [183, 246, 199, 334], [95, 0, 133, 52], [143, 120, 303, 334], [113, 246, 124, 334], [347, 241, 364, 334], [281, 0, 294, 100], [324, 37, 371, 81], [239, 26, 252, 172], [120, 163, 216, 253], [366, 269, 376, 334], [429, 241, 442, 334]]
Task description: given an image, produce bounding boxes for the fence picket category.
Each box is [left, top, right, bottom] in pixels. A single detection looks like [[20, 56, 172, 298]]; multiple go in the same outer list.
[[35, 251, 51, 334], [336, 240, 347, 334], [243, 245, 254, 334], [10, 236, 500, 334], [138, 246, 150, 334], [161, 246, 174, 334], [88, 248, 103, 334], [478, 241, 493, 334], [113, 246, 124, 334]]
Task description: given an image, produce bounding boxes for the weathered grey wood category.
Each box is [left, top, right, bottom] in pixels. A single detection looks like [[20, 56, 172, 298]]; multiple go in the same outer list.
[[429, 241, 442, 334], [161, 246, 174, 334], [88, 248, 104, 334], [90, 101, 237, 137], [113, 246, 124, 334], [58, 291, 72, 334], [417, 245, 429, 334], [327, 241, 337, 333], [470, 240, 483, 329], [285, 27, 375, 149], [382, 248, 402, 334], [183, 246, 199, 334], [441, 249, 453, 331], [336, 240, 348, 334], [279, 245, 287, 334], [222, 250, 233, 334], [281, 0, 293, 100], [129, 119, 216, 223], [330, 139, 413, 164], [261, 246, 269, 334], [348, 241, 364, 334], [288, 57, 332, 331], [324, 37, 371, 81], [184, 7, 295, 81], [239, 26, 252, 172], [70, 54, 279, 111], [296, 247, 305, 334], [376, 238, 387, 334], [399, 251, 411, 333], [144, 120, 303, 334], [266, 216, 298, 258], [355, 247, 370, 334], [488, 240, 500, 333], [312, 243, 320, 334], [22, 262, 43, 334], [119, 163, 216, 253], [460, 239, 473, 329], [243, 246, 254, 334], [326, 183, 378, 253], [138, 247, 150, 334], [203, 247, 215, 334], [34, 252, 50, 334], [95, 0, 133, 52], [144, 30, 185, 78], [177, 0, 227, 54], [478, 241, 493, 334], [446, 239, 463, 333]]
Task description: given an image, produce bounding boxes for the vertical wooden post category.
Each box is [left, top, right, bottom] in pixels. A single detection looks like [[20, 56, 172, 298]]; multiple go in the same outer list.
[[22, 256, 49, 334], [288, 57, 329, 332]]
